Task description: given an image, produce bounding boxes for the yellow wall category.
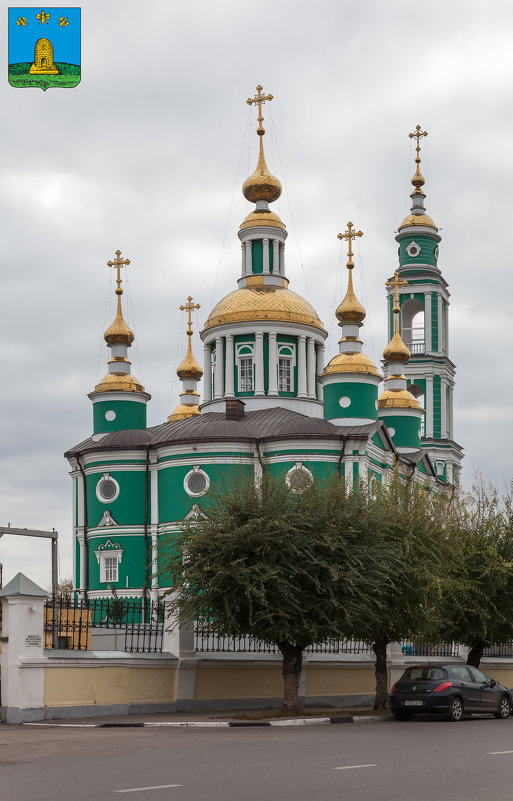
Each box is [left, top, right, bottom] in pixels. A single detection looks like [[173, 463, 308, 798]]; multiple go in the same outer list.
[[44, 666, 178, 707], [306, 666, 376, 697], [485, 668, 513, 687], [194, 665, 283, 700]]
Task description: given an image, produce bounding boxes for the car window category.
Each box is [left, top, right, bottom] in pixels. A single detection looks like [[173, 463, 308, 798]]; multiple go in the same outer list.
[[402, 667, 447, 681], [449, 666, 472, 682], [467, 667, 490, 684]]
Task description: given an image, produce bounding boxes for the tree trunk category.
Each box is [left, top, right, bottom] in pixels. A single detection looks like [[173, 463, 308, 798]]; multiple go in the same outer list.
[[373, 637, 390, 711], [466, 641, 485, 669], [278, 642, 304, 713]]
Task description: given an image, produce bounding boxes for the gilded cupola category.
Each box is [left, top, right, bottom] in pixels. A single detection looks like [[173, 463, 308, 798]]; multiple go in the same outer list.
[[168, 296, 203, 422], [378, 271, 420, 411], [398, 125, 438, 232]]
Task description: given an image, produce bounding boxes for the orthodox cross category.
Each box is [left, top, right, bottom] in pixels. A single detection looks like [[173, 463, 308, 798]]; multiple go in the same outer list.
[[337, 221, 363, 269], [180, 296, 201, 335], [409, 124, 428, 167], [386, 270, 408, 313], [107, 250, 131, 295], [246, 85, 273, 135]]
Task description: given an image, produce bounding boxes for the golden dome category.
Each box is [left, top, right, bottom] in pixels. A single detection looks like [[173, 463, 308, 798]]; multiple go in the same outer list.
[[383, 329, 411, 364], [399, 213, 438, 231], [168, 403, 201, 422], [177, 336, 203, 381], [239, 209, 286, 231], [93, 372, 146, 394], [378, 388, 421, 409], [104, 297, 134, 346], [242, 137, 282, 204], [336, 270, 366, 325], [202, 286, 326, 332], [321, 352, 380, 377]]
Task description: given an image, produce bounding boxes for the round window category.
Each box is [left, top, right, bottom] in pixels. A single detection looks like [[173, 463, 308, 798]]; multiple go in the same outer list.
[[184, 469, 209, 497], [286, 466, 313, 494], [96, 475, 120, 504], [406, 242, 420, 258]]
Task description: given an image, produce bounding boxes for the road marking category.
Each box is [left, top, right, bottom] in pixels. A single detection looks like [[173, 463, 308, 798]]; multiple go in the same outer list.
[[488, 750, 513, 755], [333, 764, 378, 770], [114, 785, 183, 793]]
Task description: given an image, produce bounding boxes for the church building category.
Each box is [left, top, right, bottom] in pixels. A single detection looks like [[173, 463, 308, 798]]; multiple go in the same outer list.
[[65, 88, 463, 602]]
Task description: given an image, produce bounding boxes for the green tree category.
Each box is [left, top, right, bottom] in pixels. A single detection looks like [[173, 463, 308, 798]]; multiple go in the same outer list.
[[439, 480, 513, 668], [352, 473, 457, 711], [160, 476, 398, 713]]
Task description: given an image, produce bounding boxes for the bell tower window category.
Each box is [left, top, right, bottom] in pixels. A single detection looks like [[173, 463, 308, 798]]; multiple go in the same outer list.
[[401, 298, 425, 355], [236, 343, 254, 393], [277, 343, 295, 393]]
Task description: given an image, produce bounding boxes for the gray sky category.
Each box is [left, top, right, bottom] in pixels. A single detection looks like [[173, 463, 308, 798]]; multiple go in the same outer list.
[[1, 0, 512, 588]]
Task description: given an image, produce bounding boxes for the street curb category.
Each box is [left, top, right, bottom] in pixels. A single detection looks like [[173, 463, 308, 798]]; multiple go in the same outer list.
[[23, 714, 388, 729]]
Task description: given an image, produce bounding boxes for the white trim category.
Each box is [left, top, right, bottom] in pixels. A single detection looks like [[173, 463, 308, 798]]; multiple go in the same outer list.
[[90, 392, 149, 404], [202, 321, 327, 345], [319, 374, 381, 387], [328, 417, 377, 426], [183, 467, 210, 498]]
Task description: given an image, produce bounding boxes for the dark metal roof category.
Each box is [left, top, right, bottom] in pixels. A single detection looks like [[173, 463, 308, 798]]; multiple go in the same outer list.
[[65, 408, 385, 456]]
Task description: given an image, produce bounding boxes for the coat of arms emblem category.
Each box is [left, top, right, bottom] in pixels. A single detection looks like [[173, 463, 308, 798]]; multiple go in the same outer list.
[[8, 7, 81, 91]]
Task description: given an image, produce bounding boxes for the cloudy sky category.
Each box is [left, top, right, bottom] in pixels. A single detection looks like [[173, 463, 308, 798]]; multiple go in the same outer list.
[[1, 0, 512, 588]]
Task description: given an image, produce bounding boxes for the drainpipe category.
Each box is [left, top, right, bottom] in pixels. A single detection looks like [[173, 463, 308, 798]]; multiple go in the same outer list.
[[142, 445, 150, 615], [76, 454, 89, 603], [337, 436, 348, 479]]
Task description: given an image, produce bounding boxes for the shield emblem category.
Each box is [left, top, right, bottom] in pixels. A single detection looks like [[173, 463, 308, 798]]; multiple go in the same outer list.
[[8, 7, 81, 91]]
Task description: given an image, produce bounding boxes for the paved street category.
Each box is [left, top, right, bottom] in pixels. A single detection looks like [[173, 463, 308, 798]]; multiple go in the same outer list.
[[2, 717, 513, 801]]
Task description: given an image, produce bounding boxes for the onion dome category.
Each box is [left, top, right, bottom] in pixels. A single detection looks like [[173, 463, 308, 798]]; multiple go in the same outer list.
[[202, 285, 326, 333], [399, 125, 438, 231], [104, 300, 134, 346], [383, 327, 411, 364], [242, 137, 282, 204], [378, 388, 421, 410], [336, 269, 366, 325], [169, 296, 203, 422], [177, 335, 203, 381]]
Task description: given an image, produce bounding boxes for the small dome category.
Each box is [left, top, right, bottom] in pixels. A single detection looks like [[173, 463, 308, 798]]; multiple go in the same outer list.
[[104, 301, 134, 347], [239, 209, 286, 231], [383, 330, 411, 364], [336, 271, 366, 325], [321, 352, 380, 377], [93, 372, 146, 394], [177, 338, 203, 381], [168, 404, 201, 422], [378, 388, 421, 410], [202, 286, 325, 332], [399, 213, 438, 231], [242, 137, 282, 204]]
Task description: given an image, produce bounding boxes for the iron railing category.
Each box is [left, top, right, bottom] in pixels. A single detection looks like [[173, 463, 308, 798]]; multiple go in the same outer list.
[[400, 641, 459, 657], [194, 624, 373, 655], [483, 642, 513, 658], [44, 598, 164, 653]]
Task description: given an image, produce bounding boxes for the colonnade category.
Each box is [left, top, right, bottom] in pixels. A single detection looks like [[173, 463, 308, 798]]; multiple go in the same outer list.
[[241, 238, 285, 276]]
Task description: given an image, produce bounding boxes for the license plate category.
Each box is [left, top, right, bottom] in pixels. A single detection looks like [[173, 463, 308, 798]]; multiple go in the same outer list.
[[404, 700, 424, 707]]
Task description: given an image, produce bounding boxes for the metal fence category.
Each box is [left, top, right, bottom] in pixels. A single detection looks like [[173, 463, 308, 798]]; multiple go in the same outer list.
[[44, 598, 164, 653], [194, 624, 373, 655], [483, 641, 513, 658], [400, 641, 459, 657]]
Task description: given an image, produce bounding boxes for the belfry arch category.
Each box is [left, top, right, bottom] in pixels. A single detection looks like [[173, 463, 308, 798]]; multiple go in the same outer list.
[[401, 297, 424, 354]]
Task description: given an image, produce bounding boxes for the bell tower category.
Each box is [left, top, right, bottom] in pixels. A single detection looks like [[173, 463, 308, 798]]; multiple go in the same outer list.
[[386, 126, 463, 482]]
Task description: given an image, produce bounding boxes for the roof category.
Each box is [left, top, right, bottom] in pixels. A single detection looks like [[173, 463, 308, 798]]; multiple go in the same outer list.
[[65, 408, 384, 456], [0, 572, 47, 597]]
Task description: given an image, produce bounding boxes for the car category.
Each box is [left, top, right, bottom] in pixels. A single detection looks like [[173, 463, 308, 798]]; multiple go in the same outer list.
[[390, 664, 512, 721]]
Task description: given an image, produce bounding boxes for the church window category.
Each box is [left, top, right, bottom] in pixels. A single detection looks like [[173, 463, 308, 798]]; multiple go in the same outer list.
[[434, 246, 439, 259], [278, 357, 291, 391], [103, 556, 118, 583], [239, 357, 253, 391], [96, 473, 120, 503], [401, 298, 425, 354], [406, 241, 421, 258], [184, 467, 210, 498], [286, 463, 313, 494], [95, 539, 124, 584]]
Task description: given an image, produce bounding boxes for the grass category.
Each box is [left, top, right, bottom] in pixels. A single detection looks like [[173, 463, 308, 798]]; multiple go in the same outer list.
[[8, 62, 80, 91]]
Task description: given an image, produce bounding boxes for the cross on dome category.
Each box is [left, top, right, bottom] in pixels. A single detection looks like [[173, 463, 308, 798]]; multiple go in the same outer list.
[[386, 270, 408, 314], [337, 221, 363, 270], [179, 296, 201, 336], [107, 249, 131, 297], [246, 84, 273, 136], [408, 125, 428, 194]]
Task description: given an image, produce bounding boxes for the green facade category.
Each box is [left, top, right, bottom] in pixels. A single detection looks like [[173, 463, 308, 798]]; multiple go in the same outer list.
[[323, 381, 378, 421], [93, 399, 147, 433]]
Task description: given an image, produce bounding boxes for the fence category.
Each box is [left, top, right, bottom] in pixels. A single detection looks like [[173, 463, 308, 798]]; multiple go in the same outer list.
[[194, 623, 373, 655], [400, 641, 459, 657], [44, 598, 164, 653], [483, 641, 513, 658]]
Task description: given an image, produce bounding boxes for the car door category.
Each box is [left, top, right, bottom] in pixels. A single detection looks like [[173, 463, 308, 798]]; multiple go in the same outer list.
[[467, 667, 499, 712], [449, 665, 480, 710]]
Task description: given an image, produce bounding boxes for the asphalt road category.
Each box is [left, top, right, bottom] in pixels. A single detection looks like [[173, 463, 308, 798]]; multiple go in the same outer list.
[[2, 717, 513, 801]]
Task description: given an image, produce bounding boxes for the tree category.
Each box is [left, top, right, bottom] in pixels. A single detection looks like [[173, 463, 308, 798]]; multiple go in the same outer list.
[[160, 476, 398, 713], [351, 472, 457, 711], [47, 577, 73, 601], [439, 480, 513, 668]]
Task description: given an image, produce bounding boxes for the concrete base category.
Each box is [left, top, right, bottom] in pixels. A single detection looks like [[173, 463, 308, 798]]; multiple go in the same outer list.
[[44, 702, 179, 720], [1, 705, 45, 724]]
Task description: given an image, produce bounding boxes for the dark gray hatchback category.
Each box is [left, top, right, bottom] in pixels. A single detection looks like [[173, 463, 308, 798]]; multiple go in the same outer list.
[[390, 664, 512, 721]]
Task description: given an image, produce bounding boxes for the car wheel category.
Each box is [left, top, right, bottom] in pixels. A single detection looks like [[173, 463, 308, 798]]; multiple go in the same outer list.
[[494, 695, 511, 719], [448, 696, 464, 722], [392, 711, 412, 721]]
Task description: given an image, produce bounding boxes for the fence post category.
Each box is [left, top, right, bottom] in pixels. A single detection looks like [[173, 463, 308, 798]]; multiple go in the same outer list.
[[0, 573, 47, 723], [162, 597, 195, 658]]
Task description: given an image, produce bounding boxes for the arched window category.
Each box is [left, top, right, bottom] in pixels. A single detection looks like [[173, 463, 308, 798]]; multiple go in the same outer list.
[[401, 299, 425, 355], [409, 384, 425, 437]]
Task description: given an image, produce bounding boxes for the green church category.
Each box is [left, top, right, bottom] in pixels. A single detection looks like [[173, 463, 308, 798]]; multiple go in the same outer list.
[[65, 91, 463, 603]]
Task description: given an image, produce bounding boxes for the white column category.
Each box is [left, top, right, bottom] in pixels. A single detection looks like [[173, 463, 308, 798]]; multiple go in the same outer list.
[[150, 459, 159, 602], [297, 335, 307, 397], [441, 378, 447, 438], [424, 292, 432, 352], [241, 242, 245, 275], [150, 532, 159, 604], [445, 302, 450, 356], [316, 344, 325, 400], [268, 332, 278, 396], [245, 241, 252, 275], [78, 532, 86, 597], [272, 240, 279, 275], [225, 335, 235, 397], [214, 337, 224, 399], [203, 344, 212, 402], [426, 376, 434, 437], [263, 238, 270, 274], [255, 331, 265, 396], [279, 243, 285, 276], [438, 294, 443, 354], [307, 337, 316, 398]]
